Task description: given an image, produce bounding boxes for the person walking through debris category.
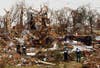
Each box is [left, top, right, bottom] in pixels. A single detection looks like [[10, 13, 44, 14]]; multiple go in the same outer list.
[[16, 44, 21, 55], [64, 46, 69, 61], [76, 48, 81, 62], [22, 44, 26, 55]]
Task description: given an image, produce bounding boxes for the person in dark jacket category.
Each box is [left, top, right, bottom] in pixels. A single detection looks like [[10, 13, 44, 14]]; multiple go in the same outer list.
[[64, 47, 69, 61], [22, 45, 26, 55], [76, 48, 81, 62], [16, 44, 21, 55]]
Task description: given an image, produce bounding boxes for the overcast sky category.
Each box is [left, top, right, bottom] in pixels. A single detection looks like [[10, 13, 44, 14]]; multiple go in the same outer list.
[[0, 0, 100, 16]]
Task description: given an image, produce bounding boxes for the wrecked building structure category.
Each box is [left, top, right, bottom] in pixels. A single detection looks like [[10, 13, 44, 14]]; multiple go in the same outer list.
[[0, 1, 100, 68]]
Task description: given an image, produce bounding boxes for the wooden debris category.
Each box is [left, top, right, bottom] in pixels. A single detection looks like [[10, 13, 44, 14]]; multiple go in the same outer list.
[[34, 60, 56, 65]]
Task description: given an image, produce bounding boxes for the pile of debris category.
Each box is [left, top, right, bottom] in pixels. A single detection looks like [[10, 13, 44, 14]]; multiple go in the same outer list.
[[83, 44, 100, 68], [0, 1, 99, 68]]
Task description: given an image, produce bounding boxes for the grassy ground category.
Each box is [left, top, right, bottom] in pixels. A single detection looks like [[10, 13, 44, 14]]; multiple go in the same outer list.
[[4, 61, 82, 68]]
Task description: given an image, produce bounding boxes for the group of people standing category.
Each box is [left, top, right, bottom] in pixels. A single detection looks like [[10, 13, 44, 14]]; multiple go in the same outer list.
[[16, 44, 26, 55], [64, 47, 81, 62], [16, 43, 82, 62]]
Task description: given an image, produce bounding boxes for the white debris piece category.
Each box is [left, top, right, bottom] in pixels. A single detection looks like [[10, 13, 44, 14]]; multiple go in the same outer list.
[[66, 40, 70, 43], [29, 48, 35, 52], [95, 36, 100, 41], [0, 21, 4, 28], [9, 55, 13, 58], [11, 21, 18, 28], [69, 40, 78, 45], [9, 41, 15, 47], [16, 64, 22, 67], [27, 53, 36, 56], [48, 41, 58, 50], [72, 41, 78, 44], [15, 38, 24, 45], [22, 29, 29, 35], [71, 45, 93, 52], [85, 46, 93, 49], [64, 40, 78, 45]]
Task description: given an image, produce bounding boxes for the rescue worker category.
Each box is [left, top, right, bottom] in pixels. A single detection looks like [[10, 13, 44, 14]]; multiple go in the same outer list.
[[76, 48, 81, 62], [22, 44, 26, 55], [16, 44, 21, 55], [64, 47, 69, 61]]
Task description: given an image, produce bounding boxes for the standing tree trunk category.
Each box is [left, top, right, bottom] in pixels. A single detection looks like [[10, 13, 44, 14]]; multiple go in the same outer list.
[[89, 16, 93, 35]]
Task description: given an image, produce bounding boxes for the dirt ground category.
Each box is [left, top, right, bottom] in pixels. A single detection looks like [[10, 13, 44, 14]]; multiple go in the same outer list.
[[4, 61, 82, 68]]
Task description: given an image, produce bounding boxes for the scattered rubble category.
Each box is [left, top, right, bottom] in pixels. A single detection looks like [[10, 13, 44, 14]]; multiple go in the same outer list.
[[0, 1, 99, 68]]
